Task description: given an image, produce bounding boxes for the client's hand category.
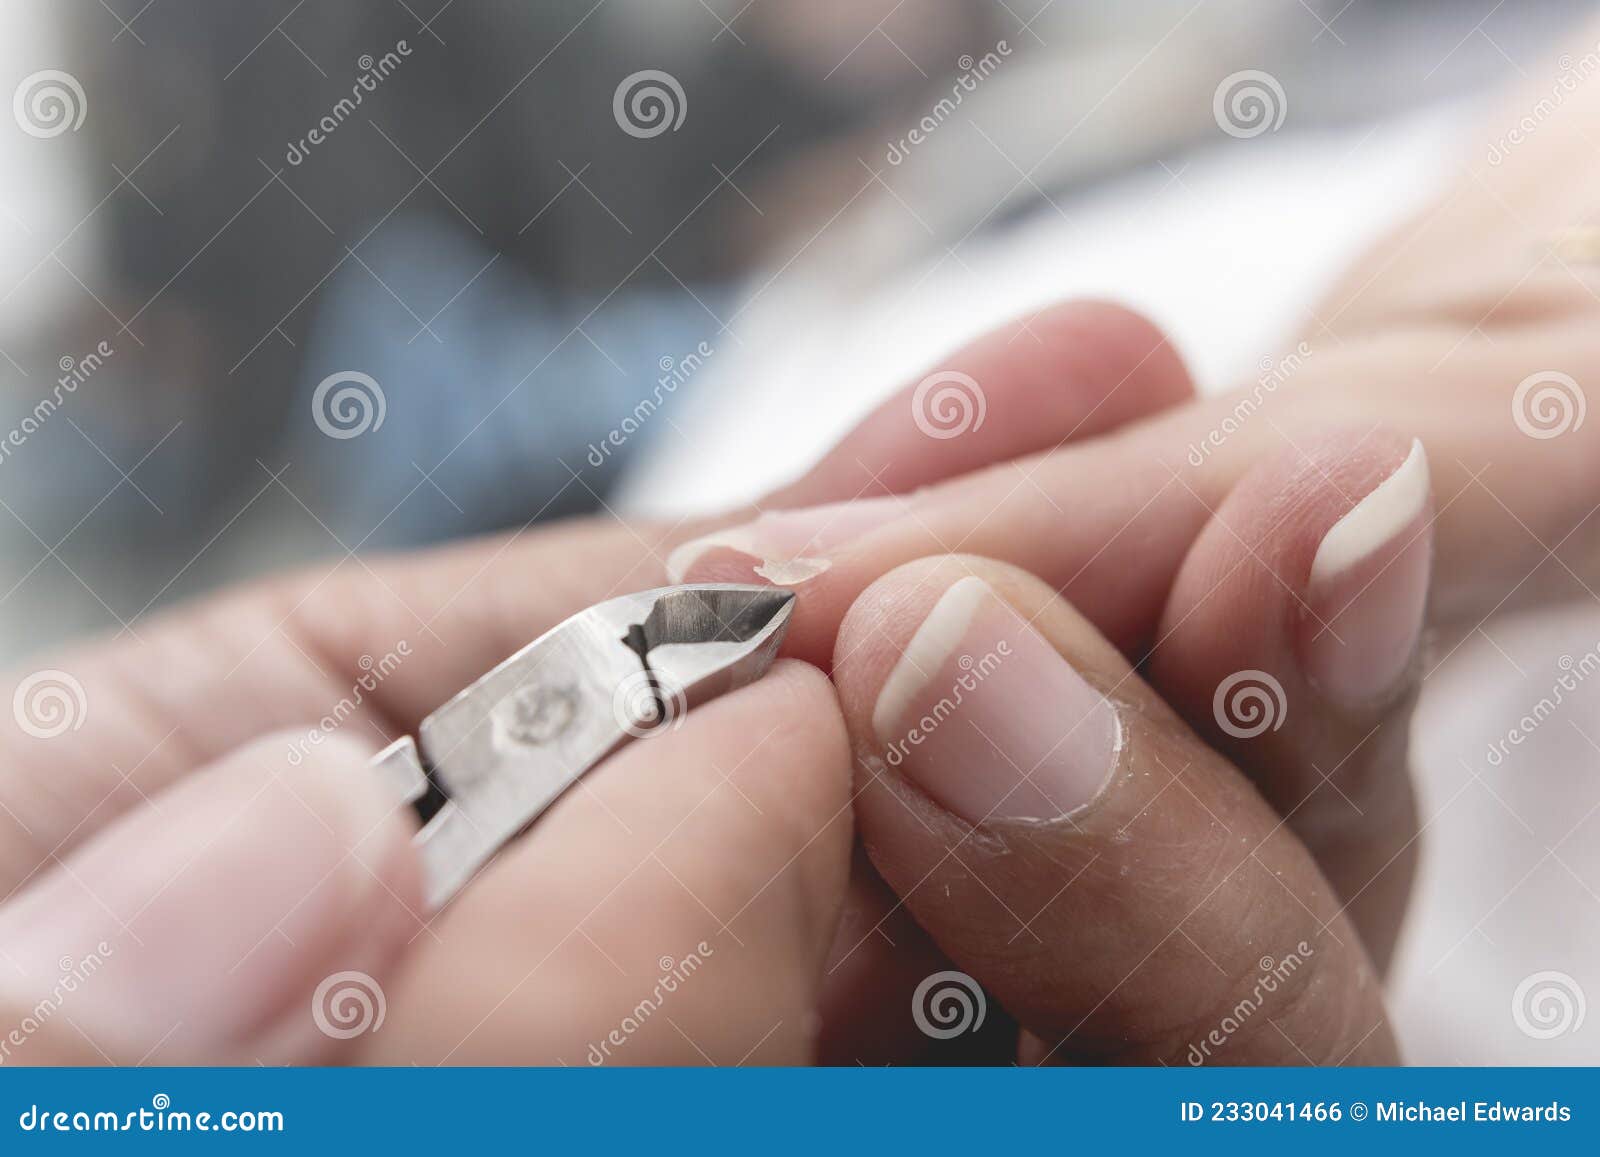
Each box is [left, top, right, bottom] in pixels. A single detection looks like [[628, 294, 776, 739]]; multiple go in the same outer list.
[[665, 30, 1600, 1047]]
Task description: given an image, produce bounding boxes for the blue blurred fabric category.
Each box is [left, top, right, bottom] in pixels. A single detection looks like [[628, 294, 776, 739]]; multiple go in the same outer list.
[[296, 216, 728, 547]]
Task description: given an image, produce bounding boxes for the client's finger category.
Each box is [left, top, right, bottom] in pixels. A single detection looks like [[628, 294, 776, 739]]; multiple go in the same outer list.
[[760, 299, 1194, 1065], [664, 306, 1195, 630], [0, 732, 420, 1064], [368, 660, 853, 1065], [832, 556, 1396, 1065], [1148, 431, 1432, 970], [768, 300, 1194, 506]]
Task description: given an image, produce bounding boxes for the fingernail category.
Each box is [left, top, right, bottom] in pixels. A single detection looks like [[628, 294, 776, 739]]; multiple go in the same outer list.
[[1302, 439, 1432, 708], [0, 734, 418, 1060], [871, 576, 1119, 824], [665, 496, 904, 585]]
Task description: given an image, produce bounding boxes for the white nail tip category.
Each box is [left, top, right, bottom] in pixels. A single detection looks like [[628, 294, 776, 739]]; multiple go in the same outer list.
[[664, 530, 831, 587], [871, 576, 991, 742], [753, 557, 830, 585], [1309, 439, 1430, 586]]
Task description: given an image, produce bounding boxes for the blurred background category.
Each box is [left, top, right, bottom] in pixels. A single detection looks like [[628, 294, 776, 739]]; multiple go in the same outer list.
[[1, 0, 1597, 1063]]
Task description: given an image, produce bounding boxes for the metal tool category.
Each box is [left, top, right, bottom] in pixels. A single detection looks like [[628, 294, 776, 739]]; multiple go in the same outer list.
[[370, 583, 795, 911]]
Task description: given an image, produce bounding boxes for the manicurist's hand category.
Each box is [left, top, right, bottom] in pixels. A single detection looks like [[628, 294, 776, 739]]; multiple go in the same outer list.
[[825, 404, 1440, 1060], [0, 302, 1197, 1064]]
